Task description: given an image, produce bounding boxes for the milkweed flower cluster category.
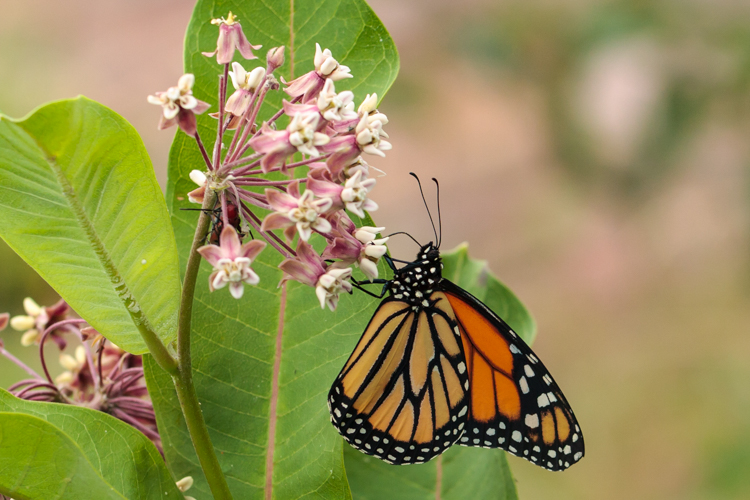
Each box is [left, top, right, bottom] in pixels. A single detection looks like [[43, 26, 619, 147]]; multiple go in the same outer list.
[[149, 13, 393, 310], [0, 297, 161, 452]]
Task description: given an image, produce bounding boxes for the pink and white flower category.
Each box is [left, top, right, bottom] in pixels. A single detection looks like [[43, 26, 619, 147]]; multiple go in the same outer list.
[[279, 241, 353, 311], [197, 226, 266, 299], [147, 74, 210, 137], [317, 79, 358, 122], [203, 12, 262, 64], [284, 44, 353, 103], [323, 214, 388, 281], [262, 181, 333, 241], [249, 112, 330, 172], [10, 297, 71, 348], [308, 169, 377, 218], [226, 63, 266, 116], [323, 101, 391, 171]]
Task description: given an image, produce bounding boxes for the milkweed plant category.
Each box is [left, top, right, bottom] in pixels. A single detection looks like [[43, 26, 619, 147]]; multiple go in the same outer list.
[[0, 1, 536, 499]]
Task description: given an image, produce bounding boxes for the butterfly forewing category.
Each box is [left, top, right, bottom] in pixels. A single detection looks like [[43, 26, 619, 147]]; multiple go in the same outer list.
[[328, 294, 470, 464], [442, 280, 585, 471]]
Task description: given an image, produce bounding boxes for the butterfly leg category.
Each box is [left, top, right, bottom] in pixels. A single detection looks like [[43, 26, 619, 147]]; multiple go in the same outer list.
[[350, 279, 390, 299]]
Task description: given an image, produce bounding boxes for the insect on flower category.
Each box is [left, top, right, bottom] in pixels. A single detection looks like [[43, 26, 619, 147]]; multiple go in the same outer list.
[[181, 198, 247, 245], [327, 175, 585, 470]]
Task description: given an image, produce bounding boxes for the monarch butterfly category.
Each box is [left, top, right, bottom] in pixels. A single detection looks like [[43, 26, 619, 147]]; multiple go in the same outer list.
[[327, 175, 584, 470]]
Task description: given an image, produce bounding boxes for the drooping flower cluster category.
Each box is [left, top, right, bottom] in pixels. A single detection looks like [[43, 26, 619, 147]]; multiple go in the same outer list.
[[149, 15, 394, 310], [0, 297, 161, 452]]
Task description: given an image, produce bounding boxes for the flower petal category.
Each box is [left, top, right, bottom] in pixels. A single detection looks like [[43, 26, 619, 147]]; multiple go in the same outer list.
[[261, 212, 293, 231], [265, 189, 299, 212], [219, 226, 242, 257], [229, 281, 245, 299], [241, 240, 266, 261], [197, 244, 225, 267], [279, 259, 318, 287], [359, 258, 379, 281], [235, 25, 262, 60], [242, 268, 261, 286]]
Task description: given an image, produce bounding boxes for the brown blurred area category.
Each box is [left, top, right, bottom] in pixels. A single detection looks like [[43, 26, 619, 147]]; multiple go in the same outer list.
[[2, 0, 750, 498]]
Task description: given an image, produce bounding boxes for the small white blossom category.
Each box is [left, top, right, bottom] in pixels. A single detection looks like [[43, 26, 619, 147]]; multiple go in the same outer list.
[[315, 267, 353, 311], [287, 113, 330, 156], [314, 43, 353, 81], [147, 74, 200, 120], [317, 80, 357, 122], [354, 112, 391, 158], [197, 227, 266, 299], [285, 191, 333, 241], [341, 170, 378, 217]]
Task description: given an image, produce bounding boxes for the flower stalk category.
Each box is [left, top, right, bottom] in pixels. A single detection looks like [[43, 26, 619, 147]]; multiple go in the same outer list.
[[172, 188, 233, 499]]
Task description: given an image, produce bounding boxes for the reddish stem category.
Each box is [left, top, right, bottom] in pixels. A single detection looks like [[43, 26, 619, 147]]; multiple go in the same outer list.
[[240, 204, 295, 258], [38, 319, 87, 384], [194, 131, 214, 171], [213, 64, 230, 169]]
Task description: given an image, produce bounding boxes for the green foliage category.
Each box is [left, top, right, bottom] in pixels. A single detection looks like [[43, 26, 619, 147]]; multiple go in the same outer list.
[[343, 243, 530, 500], [0, 98, 181, 354], [145, 1, 398, 499], [0, 389, 182, 499], [0, 412, 124, 500]]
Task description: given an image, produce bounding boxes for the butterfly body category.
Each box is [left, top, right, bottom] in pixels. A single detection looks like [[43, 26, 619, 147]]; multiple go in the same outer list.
[[329, 241, 585, 470]]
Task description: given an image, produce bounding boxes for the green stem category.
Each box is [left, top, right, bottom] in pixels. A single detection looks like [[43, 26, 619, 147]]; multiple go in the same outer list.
[[172, 189, 233, 499]]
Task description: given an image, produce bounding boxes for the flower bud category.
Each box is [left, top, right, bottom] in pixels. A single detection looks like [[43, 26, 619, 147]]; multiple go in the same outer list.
[[10, 315, 35, 332], [55, 371, 75, 385], [59, 353, 79, 372], [245, 66, 267, 90], [319, 56, 339, 77], [358, 93, 378, 114], [176, 476, 194, 492], [20, 329, 39, 346], [75, 345, 87, 366], [23, 297, 42, 316], [355, 226, 385, 244], [190, 170, 207, 186], [266, 46, 285, 74], [0, 313, 8, 331]]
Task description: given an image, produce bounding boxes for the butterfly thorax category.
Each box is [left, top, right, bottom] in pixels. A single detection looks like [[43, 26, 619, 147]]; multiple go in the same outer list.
[[388, 243, 443, 308]]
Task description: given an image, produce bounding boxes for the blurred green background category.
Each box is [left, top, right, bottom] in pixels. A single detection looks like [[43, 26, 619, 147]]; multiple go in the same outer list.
[[2, 0, 750, 498]]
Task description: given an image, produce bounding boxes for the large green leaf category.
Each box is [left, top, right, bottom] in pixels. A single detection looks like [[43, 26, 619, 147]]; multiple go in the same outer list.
[[0, 412, 124, 500], [0, 388, 182, 499], [344, 243, 531, 499], [145, 1, 398, 499], [0, 98, 181, 354]]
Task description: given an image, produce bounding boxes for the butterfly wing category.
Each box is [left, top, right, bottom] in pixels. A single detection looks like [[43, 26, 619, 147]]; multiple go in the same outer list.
[[328, 294, 470, 464], [441, 280, 585, 471]]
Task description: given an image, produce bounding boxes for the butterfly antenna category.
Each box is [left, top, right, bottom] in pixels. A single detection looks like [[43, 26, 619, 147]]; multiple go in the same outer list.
[[386, 231, 422, 248], [409, 172, 438, 245], [432, 178, 442, 248]]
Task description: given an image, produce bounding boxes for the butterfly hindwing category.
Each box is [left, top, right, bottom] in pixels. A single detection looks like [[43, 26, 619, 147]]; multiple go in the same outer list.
[[328, 294, 470, 464], [441, 280, 585, 471]]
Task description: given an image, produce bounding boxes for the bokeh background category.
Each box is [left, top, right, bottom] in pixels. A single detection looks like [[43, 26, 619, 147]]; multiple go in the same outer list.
[[2, 0, 750, 498]]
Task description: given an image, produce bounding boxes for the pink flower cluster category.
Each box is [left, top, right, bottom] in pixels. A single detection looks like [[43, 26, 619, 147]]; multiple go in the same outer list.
[[150, 14, 393, 310], [0, 298, 161, 451]]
